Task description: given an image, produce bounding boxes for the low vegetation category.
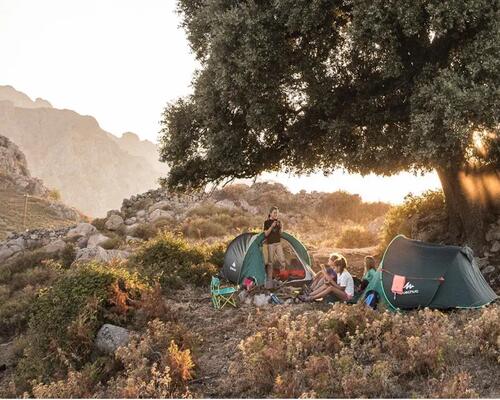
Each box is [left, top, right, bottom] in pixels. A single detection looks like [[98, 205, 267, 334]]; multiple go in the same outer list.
[[228, 303, 499, 398], [129, 232, 224, 290]]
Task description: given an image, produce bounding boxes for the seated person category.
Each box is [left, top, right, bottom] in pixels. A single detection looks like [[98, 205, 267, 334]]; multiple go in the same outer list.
[[358, 256, 377, 292], [300, 255, 354, 302], [304, 253, 340, 294]]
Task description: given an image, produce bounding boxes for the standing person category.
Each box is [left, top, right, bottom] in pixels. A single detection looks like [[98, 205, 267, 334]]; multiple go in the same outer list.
[[263, 206, 285, 288]]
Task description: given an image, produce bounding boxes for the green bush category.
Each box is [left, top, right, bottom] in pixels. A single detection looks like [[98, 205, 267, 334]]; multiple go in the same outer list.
[[15, 262, 145, 391], [130, 231, 222, 289], [182, 218, 227, 238], [335, 225, 378, 248], [90, 217, 107, 231], [59, 243, 76, 268], [381, 190, 446, 247]]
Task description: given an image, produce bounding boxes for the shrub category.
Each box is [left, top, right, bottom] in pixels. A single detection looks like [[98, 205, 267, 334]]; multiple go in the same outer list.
[[59, 243, 76, 268], [101, 236, 123, 250], [47, 189, 61, 202], [130, 223, 157, 240], [130, 232, 221, 289], [91, 217, 107, 231], [14, 262, 146, 392], [381, 190, 446, 247], [100, 319, 196, 398], [335, 225, 378, 248], [182, 218, 226, 238], [229, 304, 480, 398]]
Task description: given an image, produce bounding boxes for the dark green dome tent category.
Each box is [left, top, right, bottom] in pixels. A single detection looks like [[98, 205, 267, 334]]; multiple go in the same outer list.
[[221, 232, 314, 285], [365, 235, 498, 311]]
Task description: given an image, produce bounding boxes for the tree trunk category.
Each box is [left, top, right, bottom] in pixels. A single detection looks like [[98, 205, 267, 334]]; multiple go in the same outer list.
[[436, 166, 486, 251]]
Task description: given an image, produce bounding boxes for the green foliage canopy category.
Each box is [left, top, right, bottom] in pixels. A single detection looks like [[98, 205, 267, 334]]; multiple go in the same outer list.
[[160, 0, 499, 190]]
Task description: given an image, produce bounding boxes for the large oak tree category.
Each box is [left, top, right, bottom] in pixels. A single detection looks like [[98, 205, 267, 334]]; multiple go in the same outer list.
[[160, 0, 499, 249]]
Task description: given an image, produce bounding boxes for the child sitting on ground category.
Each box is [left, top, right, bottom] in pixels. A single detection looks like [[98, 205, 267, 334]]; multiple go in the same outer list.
[[303, 253, 340, 295], [358, 256, 377, 292], [300, 255, 354, 302]]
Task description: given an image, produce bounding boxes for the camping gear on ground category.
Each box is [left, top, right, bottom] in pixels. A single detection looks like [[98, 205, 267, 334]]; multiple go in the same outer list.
[[210, 276, 238, 310], [363, 235, 498, 311], [221, 231, 314, 286], [364, 290, 379, 309], [242, 276, 256, 291], [270, 293, 284, 305]]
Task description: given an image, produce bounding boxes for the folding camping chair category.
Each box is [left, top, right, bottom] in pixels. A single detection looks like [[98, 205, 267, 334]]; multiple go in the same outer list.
[[210, 276, 238, 310]]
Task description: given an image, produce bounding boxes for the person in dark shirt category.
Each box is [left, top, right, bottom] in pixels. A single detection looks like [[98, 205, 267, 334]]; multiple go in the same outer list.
[[263, 206, 285, 287]]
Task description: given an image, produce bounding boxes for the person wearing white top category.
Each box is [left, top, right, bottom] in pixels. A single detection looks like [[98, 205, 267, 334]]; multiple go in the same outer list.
[[299, 255, 354, 302]]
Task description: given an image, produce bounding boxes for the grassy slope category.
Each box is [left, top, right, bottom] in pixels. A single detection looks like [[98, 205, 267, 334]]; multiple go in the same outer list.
[[0, 183, 82, 240]]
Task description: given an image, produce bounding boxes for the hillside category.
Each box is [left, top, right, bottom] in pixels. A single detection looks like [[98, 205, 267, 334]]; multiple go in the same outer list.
[[0, 85, 165, 217], [0, 180, 498, 398], [0, 135, 86, 240]]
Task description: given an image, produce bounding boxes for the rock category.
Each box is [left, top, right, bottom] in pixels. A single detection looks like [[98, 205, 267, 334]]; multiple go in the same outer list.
[[148, 200, 171, 213], [41, 239, 66, 254], [30, 234, 38, 240], [106, 209, 122, 218], [8, 237, 25, 249], [66, 223, 97, 239], [215, 199, 237, 210], [0, 247, 14, 263], [95, 324, 130, 354], [136, 209, 146, 218], [87, 233, 110, 248], [490, 241, 500, 253], [149, 209, 174, 223], [253, 294, 271, 307], [76, 236, 88, 248], [482, 265, 495, 274], [125, 223, 140, 234], [239, 199, 259, 214], [74, 246, 109, 263], [125, 235, 142, 243], [6, 231, 15, 239], [105, 214, 124, 231], [124, 217, 137, 225]]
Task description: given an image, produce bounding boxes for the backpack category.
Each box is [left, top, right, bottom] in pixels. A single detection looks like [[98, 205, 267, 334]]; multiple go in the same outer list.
[[364, 290, 379, 309]]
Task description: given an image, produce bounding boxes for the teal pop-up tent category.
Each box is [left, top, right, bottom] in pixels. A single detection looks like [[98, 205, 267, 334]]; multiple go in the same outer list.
[[364, 235, 498, 311], [221, 231, 314, 285]]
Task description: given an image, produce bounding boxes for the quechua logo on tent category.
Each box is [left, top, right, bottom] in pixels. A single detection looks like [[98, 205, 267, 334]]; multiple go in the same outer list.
[[230, 261, 237, 272], [402, 281, 419, 295]]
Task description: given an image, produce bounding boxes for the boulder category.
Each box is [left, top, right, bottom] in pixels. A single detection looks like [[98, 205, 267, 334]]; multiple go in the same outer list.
[[74, 246, 109, 264], [148, 200, 171, 213], [490, 241, 500, 253], [105, 214, 124, 231], [124, 217, 137, 225], [136, 209, 146, 218], [66, 223, 97, 239], [95, 324, 130, 354], [215, 199, 237, 210], [7, 237, 25, 249], [106, 209, 122, 218], [149, 209, 174, 223], [0, 247, 14, 263], [76, 236, 88, 248], [87, 233, 110, 248], [125, 235, 142, 243], [41, 239, 66, 254]]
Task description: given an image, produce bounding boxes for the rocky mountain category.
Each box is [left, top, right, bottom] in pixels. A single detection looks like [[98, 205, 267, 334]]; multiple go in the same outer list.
[[0, 85, 165, 217], [0, 135, 86, 240]]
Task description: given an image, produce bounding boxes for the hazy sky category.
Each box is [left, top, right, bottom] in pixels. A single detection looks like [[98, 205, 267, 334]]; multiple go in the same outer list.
[[0, 0, 441, 203]]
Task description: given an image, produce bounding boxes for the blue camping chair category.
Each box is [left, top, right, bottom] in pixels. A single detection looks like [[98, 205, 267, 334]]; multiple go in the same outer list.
[[210, 276, 238, 309]]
